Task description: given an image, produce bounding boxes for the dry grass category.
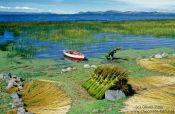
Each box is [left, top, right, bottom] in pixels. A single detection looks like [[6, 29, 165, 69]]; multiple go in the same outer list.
[[21, 80, 71, 114], [122, 56, 175, 114], [138, 57, 175, 75], [128, 76, 175, 92], [122, 85, 175, 114]]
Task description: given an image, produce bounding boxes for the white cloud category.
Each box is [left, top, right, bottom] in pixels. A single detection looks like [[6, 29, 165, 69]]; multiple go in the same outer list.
[[112, 0, 175, 12], [0, 5, 39, 11], [48, 9, 65, 14], [0, 6, 11, 9], [14, 6, 38, 10]]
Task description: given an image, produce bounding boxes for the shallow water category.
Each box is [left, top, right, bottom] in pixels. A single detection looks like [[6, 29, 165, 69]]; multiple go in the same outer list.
[[0, 32, 175, 59]]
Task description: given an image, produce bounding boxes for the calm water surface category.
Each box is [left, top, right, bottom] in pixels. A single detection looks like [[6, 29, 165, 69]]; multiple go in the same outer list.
[[1, 32, 175, 59]]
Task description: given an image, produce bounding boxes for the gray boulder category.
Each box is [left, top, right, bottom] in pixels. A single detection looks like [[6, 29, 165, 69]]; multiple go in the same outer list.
[[154, 54, 162, 59], [66, 67, 72, 71], [61, 69, 69, 73], [84, 64, 90, 69], [13, 98, 24, 108], [91, 65, 97, 69], [105, 90, 126, 101], [18, 86, 23, 91], [12, 75, 17, 79], [25, 112, 34, 114], [6, 81, 14, 89], [161, 52, 168, 58], [11, 92, 20, 99], [4, 75, 10, 81], [17, 107, 26, 114]]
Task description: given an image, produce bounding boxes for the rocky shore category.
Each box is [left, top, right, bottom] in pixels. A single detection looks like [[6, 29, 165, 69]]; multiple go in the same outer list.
[[0, 73, 33, 114]]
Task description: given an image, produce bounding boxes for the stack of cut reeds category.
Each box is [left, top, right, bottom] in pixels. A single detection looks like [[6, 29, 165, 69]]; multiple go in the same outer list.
[[83, 66, 128, 99]]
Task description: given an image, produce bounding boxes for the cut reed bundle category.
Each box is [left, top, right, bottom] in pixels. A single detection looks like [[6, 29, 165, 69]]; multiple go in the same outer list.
[[128, 76, 175, 92], [121, 85, 175, 114], [83, 66, 129, 99], [138, 58, 175, 75], [21, 80, 71, 114]]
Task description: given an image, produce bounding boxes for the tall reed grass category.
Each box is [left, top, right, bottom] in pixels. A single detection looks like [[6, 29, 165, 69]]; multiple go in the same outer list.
[[1, 20, 175, 42]]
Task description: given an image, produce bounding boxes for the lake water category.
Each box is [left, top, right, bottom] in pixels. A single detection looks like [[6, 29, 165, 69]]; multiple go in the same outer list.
[[1, 13, 175, 22], [1, 32, 175, 59]]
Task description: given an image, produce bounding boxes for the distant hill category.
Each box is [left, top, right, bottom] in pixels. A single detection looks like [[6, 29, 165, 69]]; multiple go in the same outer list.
[[0, 11, 174, 15], [78, 10, 173, 15]]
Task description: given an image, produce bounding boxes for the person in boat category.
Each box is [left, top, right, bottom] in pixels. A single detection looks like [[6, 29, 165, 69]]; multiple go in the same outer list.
[[105, 47, 121, 60]]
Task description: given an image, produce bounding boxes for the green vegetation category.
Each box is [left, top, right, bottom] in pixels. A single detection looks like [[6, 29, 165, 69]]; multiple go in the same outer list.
[[0, 81, 12, 113], [7, 38, 37, 59], [83, 66, 128, 99], [0, 31, 3, 35], [0, 47, 174, 114], [112, 47, 175, 77], [69, 98, 126, 114], [1, 20, 175, 42], [1, 20, 175, 114]]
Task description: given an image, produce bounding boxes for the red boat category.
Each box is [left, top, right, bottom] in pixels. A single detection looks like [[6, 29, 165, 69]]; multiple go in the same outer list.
[[63, 50, 85, 61]]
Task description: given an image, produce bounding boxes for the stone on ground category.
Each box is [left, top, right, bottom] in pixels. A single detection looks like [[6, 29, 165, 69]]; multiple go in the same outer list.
[[154, 54, 162, 59], [84, 64, 90, 68], [105, 90, 126, 101]]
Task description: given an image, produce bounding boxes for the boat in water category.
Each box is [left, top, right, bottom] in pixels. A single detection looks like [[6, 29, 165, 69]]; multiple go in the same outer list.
[[63, 50, 86, 61]]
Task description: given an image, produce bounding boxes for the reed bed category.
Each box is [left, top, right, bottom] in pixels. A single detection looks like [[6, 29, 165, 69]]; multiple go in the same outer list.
[[138, 57, 175, 75], [1, 20, 175, 41], [121, 85, 175, 114], [83, 66, 129, 99], [21, 80, 71, 114]]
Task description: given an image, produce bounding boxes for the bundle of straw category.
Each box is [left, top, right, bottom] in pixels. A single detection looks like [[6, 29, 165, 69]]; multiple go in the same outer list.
[[83, 66, 128, 99]]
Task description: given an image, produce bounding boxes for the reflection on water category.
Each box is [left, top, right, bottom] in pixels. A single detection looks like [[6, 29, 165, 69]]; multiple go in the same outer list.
[[1, 32, 175, 59]]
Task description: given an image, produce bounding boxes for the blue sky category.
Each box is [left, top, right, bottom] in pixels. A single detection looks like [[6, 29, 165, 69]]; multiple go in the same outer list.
[[0, 0, 175, 14]]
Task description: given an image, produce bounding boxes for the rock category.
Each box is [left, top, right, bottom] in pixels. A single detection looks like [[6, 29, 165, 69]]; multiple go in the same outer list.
[[25, 112, 34, 114], [18, 86, 23, 91], [6, 78, 18, 89], [13, 81, 19, 87], [161, 52, 168, 58], [4, 75, 11, 81], [12, 75, 17, 79], [92, 109, 99, 113], [136, 57, 142, 60], [13, 98, 24, 108], [105, 90, 126, 101], [17, 107, 26, 114], [154, 54, 162, 59], [6, 81, 14, 89], [91, 65, 97, 69], [16, 77, 22, 82], [61, 69, 68, 73], [11, 92, 20, 99], [66, 67, 72, 71], [84, 64, 90, 69], [72, 67, 76, 70]]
